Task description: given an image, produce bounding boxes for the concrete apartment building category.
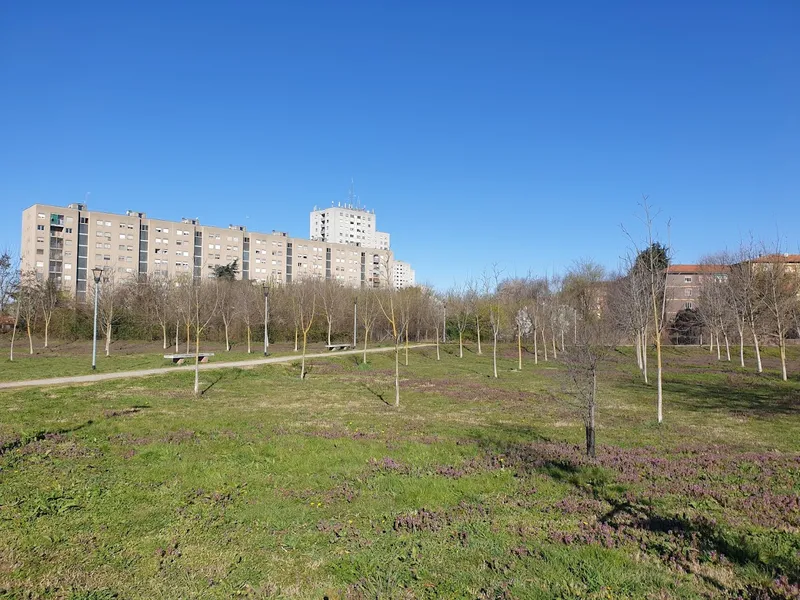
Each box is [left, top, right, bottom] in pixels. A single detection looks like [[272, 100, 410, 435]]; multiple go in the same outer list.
[[391, 261, 416, 289], [310, 204, 390, 250], [21, 202, 395, 301]]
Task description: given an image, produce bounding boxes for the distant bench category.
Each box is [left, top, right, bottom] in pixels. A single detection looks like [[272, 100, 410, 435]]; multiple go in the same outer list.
[[164, 352, 215, 365], [325, 344, 352, 352]]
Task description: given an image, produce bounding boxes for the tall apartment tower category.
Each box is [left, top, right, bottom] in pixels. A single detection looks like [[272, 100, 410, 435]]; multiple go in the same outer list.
[[21, 203, 395, 300], [309, 204, 390, 250]]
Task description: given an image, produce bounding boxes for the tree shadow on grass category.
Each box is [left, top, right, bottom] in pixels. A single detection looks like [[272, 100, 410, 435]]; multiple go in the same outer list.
[[0, 419, 96, 456], [358, 380, 391, 407], [648, 376, 800, 418], [201, 369, 242, 395]]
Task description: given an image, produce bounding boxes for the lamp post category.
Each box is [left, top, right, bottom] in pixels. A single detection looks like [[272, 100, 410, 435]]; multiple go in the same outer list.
[[91, 267, 103, 370], [262, 281, 270, 356]]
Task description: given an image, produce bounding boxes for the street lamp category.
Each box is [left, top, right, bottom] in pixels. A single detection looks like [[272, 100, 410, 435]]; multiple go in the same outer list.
[[91, 266, 103, 370], [262, 281, 270, 356]]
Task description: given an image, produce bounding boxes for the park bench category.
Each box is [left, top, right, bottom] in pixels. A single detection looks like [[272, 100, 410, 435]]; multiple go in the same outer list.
[[325, 343, 352, 351], [163, 352, 215, 365]]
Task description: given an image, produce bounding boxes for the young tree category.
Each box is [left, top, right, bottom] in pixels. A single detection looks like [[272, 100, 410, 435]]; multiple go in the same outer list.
[[321, 279, 345, 346], [214, 277, 237, 351], [752, 246, 800, 381], [291, 279, 317, 379], [515, 305, 532, 370], [236, 281, 260, 354], [375, 285, 409, 406], [190, 280, 220, 396], [358, 287, 380, 363], [449, 286, 471, 358], [38, 278, 61, 348], [727, 242, 763, 372], [16, 271, 40, 355], [624, 200, 670, 424], [561, 261, 615, 458], [144, 273, 175, 350], [483, 266, 504, 379], [94, 269, 126, 357]]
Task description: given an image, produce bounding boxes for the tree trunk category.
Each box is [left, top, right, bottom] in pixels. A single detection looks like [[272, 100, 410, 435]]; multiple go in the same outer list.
[[716, 332, 721, 361], [517, 329, 522, 370], [175, 320, 179, 353], [394, 339, 400, 407], [779, 338, 787, 381], [541, 329, 548, 361], [294, 326, 299, 352], [404, 328, 409, 366], [751, 320, 763, 373], [9, 302, 20, 361], [327, 319, 332, 346], [710, 332, 714, 353], [435, 326, 440, 361], [224, 318, 231, 351], [186, 322, 190, 354], [586, 369, 597, 458], [533, 327, 539, 365], [363, 326, 370, 363], [551, 333, 557, 359], [193, 327, 201, 396], [44, 316, 50, 348], [27, 321, 33, 354], [738, 325, 745, 368], [724, 331, 731, 362], [642, 330, 649, 384], [476, 316, 482, 355], [635, 331, 642, 370], [458, 331, 463, 358], [300, 331, 308, 379], [105, 319, 112, 356], [162, 324, 168, 350], [247, 325, 251, 354], [492, 330, 498, 378]]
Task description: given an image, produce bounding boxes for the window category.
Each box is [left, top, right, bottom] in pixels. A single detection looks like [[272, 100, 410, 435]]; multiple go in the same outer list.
[[80, 217, 88, 224], [686, 289, 693, 297], [104, 243, 111, 249], [120, 234, 126, 239], [37, 224, 45, 231], [105, 221, 111, 227], [37, 213, 46, 219], [163, 228, 169, 234], [64, 274, 72, 281], [119, 245, 126, 251], [684, 302, 693, 310], [96, 220, 104, 225], [65, 228, 73, 234], [36, 248, 44, 255], [96, 242, 104, 249], [684, 276, 692, 283]]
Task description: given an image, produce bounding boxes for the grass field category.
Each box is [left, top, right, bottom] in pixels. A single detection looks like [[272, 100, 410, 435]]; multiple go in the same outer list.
[[0, 341, 798, 598]]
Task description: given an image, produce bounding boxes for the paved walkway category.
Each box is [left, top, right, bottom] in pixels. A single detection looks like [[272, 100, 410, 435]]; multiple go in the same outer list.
[[0, 344, 432, 390]]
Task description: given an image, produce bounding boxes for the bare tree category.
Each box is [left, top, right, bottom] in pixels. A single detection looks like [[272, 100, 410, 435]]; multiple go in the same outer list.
[[449, 286, 470, 358], [236, 281, 260, 354], [561, 261, 616, 458], [752, 245, 800, 381], [358, 287, 380, 363], [291, 280, 317, 379], [321, 280, 346, 346], [190, 280, 220, 395], [17, 271, 39, 355], [214, 277, 237, 351], [483, 266, 504, 379], [624, 200, 670, 424], [0, 249, 19, 315], [144, 273, 175, 350], [94, 269, 126, 356], [375, 285, 408, 406], [728, 241, 763, 372], [37, 278, 61, 348]]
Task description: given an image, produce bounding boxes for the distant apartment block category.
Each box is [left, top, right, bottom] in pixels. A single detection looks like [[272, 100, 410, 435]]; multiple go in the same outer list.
[[391, 261, 416, 289], [310, 204, 390, 250], [665, 254, 800, 321], [21, 203, 399, 301]]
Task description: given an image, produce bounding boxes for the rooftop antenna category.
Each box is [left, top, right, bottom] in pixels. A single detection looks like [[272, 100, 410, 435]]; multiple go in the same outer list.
[[349, 178, 361, 209]]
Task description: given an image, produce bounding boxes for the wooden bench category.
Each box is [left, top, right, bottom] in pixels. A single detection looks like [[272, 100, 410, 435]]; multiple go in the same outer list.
[[164, 352, 215, 365], [325, 344, 352, 351]]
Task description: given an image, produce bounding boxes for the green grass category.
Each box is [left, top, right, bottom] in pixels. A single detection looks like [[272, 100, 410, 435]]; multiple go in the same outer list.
[[0, 342, 798, 598], [0, 337, 392, 382]]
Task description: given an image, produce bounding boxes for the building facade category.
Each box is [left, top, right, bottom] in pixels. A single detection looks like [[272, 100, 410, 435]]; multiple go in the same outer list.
[[391, 261, 416, 289], [309, 204, 390, 250], [22, 203, 395, 301], [664, 264, 727, 321]]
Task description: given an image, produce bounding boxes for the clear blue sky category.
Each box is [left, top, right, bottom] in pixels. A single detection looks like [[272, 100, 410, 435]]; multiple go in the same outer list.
[[2, 1, 798, 287]]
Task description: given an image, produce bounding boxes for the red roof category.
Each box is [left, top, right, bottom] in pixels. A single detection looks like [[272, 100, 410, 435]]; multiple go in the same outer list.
[[751, 254, 800, 264], [667, 264, 729, 274]]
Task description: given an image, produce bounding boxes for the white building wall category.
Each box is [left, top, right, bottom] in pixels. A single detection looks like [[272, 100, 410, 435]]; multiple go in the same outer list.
[[392, 261, 415, 289], [310, 205, 389, 249]]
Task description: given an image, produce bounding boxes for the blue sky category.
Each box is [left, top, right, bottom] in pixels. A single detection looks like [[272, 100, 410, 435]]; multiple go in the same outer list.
[[2, 1, 798, 288]]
